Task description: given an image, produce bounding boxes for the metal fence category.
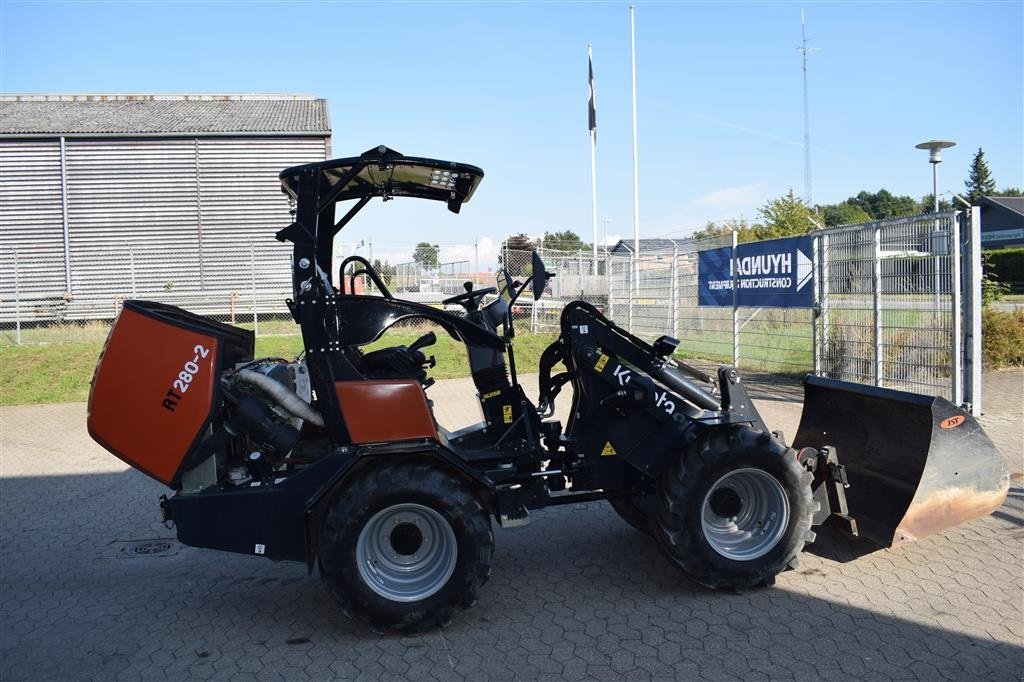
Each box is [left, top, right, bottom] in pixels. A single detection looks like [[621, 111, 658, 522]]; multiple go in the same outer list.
[[2, 212, 981, 410], [814, 209, 981, 410], [500, 210, 979, 409], [0, 244, 486, 345]]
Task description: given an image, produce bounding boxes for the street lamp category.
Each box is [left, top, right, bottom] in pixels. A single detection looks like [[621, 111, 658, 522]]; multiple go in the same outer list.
[[603, 218, 613, 256], [916, 139, 955, 313], [915, 140, 956, 212]]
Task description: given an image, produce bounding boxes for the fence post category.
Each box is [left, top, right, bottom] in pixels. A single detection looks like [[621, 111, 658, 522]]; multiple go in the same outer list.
[[819, 233, 831, 376], [13, 250, 22, 345], [128, 242, 138, 297], [622, 251, 630, 331], [607, 254, 615, 320], [872, 226, 882, 386], [251, 241, 259, 337], [812, 235, 820, 375], [577, 249, 583, 298], [671, 245, 679, 338], [964, 207, 982, 416], [731, 230, 739, 367], [951, 213, 963, 406]]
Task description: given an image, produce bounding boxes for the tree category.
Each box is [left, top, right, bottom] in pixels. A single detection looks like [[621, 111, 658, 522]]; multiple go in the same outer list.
[[691, 218, 755, 243], [498, 233, 536, 276], [919, 194, 953, 213], [540, 229, 590, 252], [965, 147, 996, 204], [818, 201, 872, 227], [753, 189, 820, 240], [847, 189, 920, 220], [499, 233, 535, 253], [412, 242, 439, 268], [373, 258, 397, 289], [997, 186, 1023, 197]]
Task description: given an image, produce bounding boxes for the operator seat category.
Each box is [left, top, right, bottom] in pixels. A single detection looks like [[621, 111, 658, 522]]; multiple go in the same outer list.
[[345, 331, 437, 387]]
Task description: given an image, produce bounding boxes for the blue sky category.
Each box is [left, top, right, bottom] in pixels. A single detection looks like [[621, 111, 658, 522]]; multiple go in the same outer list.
[[3, 1, 1022, 268]]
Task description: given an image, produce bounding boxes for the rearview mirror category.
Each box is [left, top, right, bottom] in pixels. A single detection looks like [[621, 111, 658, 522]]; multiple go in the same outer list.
[[532, 251, 550, 301]]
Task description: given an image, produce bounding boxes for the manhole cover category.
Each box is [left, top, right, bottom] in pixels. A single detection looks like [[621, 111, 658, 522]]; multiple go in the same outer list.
[[124, 540, 177, 557]]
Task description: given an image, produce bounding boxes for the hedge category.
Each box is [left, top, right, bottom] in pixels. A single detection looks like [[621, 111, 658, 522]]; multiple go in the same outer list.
[[984, 247, 1024, 294]]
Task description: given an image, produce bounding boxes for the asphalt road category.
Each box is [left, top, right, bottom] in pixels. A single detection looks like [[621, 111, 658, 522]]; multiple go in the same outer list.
[[1, 371, 1021, 680]]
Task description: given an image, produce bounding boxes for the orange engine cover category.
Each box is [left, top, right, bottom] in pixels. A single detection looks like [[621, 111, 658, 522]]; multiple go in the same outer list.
[[88, 301, 252, 486], [335, 380, 438, 444]]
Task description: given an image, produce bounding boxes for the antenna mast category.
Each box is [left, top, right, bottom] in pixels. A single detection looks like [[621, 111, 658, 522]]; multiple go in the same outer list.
[[798, 10, 818, 205]]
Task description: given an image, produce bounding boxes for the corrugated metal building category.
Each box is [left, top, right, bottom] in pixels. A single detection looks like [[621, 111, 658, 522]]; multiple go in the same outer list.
[[0, 94, 330, 320]]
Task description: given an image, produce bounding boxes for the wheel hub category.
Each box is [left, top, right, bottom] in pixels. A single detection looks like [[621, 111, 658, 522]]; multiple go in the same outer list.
[[700, 468, 790, 561], [356, 503, 458, 603], [390, 523, 423, 556], [709, 487, 743, 519]]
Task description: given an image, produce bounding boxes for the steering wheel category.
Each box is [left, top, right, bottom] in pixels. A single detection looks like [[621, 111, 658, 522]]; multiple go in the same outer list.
[[442, 285, 497, 312]]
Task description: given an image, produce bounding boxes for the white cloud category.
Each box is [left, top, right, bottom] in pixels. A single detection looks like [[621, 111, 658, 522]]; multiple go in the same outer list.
[[439, 237, 499, 272], [691, 181, 768, 210]]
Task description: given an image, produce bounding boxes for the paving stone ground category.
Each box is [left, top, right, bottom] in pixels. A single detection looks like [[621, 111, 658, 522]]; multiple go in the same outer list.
[[1, 371, 1021, 680]]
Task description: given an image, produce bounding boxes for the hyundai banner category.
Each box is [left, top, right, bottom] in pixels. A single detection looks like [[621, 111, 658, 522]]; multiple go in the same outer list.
[[698, 236, 814, 307]]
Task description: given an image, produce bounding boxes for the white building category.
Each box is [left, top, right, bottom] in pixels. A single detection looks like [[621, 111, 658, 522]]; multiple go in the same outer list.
[[0, 94, 331, 320]]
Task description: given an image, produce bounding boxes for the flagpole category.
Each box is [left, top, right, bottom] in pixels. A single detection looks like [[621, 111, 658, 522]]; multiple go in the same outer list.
[[588, 44, 599, 276], [629, 5, 641, 295]]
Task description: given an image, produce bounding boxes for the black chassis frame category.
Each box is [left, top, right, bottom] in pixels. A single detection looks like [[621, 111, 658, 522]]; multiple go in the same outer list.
[[164, 146, 778, 567]]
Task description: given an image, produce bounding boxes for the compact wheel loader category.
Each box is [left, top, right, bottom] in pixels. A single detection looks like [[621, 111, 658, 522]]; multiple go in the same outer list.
[[88, 146, 1009, 633]]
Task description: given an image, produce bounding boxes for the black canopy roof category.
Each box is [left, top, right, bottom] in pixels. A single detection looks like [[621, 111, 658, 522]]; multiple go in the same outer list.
[[280, 145, 484, 214]]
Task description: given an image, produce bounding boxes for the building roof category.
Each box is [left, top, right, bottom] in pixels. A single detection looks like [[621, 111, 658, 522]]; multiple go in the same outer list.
[[610, 238, 689, 254], [980, 196, 1024, 216], [0, 94, 330, 138]]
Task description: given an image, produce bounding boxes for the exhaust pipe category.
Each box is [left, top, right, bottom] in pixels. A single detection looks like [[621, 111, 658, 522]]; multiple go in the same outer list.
[[236, 369, 324, 427]]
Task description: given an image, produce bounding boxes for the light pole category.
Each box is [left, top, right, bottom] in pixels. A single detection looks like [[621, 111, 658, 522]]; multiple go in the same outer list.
[[916, 139, 956, 313], [915, 140, 956, 212], [603, 218, 613, 256]]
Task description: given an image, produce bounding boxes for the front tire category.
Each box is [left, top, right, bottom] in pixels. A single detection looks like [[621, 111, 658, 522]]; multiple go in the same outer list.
[[318, 460, 493, 633], [654, 425, 815, 590]]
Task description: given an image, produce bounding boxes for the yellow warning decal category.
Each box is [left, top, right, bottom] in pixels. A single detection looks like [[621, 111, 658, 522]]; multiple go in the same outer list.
[[594, 354, 609, 372], [482, 390, 502, 400], [601, 441, 617, 456], [502, 404, 513, 424]]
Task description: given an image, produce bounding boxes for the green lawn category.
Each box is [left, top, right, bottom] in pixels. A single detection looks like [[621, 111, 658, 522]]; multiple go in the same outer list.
[[0, 330, 558, 406]]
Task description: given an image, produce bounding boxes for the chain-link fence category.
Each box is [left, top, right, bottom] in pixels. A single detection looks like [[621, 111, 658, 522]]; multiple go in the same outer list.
[[0, 239, 296, 346], [1, 242, 489, 347]]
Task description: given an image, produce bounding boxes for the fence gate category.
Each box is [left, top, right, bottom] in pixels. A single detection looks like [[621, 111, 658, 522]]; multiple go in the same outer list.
[[813, 209, 982, 415]]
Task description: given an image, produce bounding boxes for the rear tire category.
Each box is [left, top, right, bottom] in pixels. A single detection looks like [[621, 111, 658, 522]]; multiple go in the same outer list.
[[609, 495, 657, 534], [654, 424, 815, 590], [318, 460, 493, 633]]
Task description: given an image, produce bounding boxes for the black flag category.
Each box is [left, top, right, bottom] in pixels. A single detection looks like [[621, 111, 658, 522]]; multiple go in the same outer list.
[[588, 50, 597, 141]]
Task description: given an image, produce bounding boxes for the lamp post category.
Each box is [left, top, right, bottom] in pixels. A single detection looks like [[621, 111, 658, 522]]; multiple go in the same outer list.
[[915, 140, 956, 212], [603, 218, 613, 256], [916, 139, 956, 315]]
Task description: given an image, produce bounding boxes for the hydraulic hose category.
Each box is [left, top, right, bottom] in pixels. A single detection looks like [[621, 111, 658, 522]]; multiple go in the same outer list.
[[236, 369, 325, 427]]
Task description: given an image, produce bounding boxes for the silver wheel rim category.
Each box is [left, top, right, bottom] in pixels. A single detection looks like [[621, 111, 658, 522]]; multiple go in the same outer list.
[[356, 503, 457, 603], [700, 468, 789, 561]]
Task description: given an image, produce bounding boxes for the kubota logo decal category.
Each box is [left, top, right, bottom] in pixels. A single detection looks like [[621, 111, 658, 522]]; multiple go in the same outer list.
[[940, 415, 965, 429]]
